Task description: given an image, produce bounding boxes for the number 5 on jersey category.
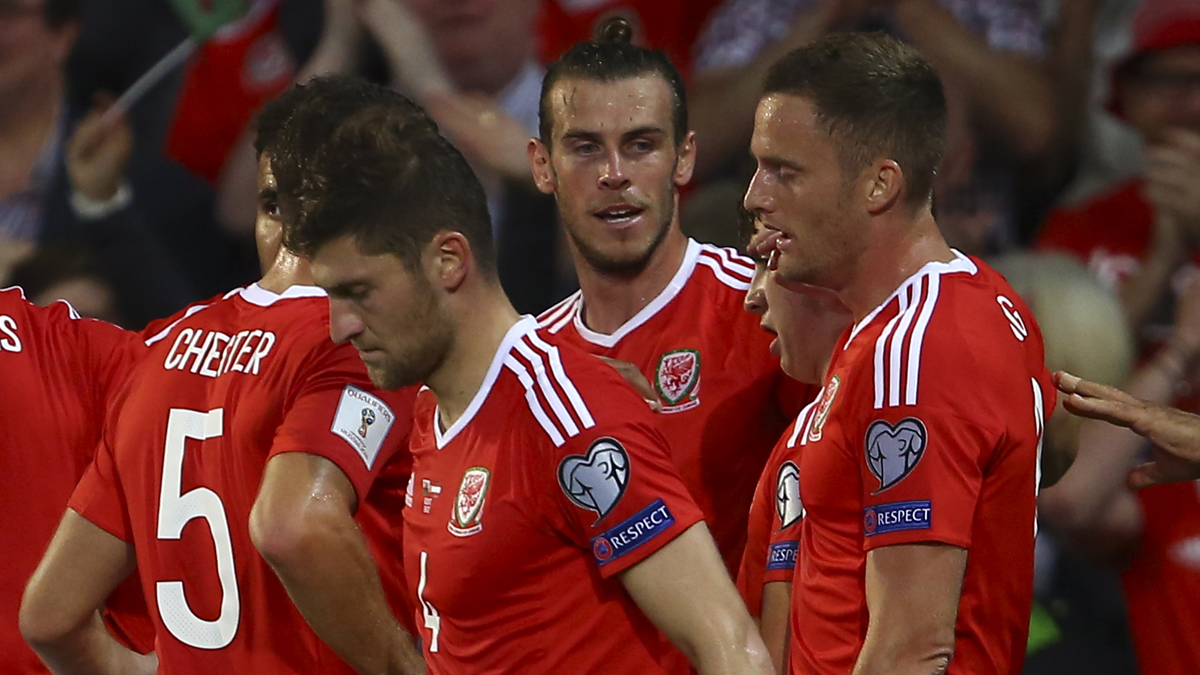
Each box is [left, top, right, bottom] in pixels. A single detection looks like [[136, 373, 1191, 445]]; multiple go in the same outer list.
[[158, 408, 240, 649]]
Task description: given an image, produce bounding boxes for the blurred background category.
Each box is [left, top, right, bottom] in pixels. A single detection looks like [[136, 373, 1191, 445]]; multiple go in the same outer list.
[[4, 0, 1200, 672]]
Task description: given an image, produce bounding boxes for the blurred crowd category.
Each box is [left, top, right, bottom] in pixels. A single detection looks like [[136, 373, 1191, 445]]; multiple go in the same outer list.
[[3, 0, 1200, 672]]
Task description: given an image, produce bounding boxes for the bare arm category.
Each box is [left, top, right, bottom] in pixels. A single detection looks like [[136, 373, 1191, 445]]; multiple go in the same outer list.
[[250, 453, 424, 675], [852, 543, 966, 675], [20, 510, 156, 675], [759, 581, 792, 674], [891, 0, 1056, 159], [621, 523, 773, 675]]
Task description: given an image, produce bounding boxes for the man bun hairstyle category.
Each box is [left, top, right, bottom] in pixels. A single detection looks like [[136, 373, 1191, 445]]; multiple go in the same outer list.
[[270, 76, 496, 277], [763, 32, 947, 208], [539, 16, 688, 146]]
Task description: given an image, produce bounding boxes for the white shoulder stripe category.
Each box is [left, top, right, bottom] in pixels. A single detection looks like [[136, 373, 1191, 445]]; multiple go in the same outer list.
[[904, 274, 940, 406], [546, 296, 579, 334], [703, 245, 756, 278], [887, 280, 923, 407], [696, 256, 751, 291], [526, 332, 595, 429], [873, 289, 910, 409], [144, 302, 216, 347], [789, 398, 820, 448], [503, 355, 567, 446], [513, 339, 583, 438], [537, 291, 580, 326]]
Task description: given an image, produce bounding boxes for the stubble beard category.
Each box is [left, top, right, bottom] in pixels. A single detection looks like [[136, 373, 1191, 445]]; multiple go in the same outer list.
[[364, 287, 454, 391], [560, 176, 677, 277]]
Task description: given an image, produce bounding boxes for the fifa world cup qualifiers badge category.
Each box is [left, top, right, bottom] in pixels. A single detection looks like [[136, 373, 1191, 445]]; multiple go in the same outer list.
[[654, 349, 701, 413]]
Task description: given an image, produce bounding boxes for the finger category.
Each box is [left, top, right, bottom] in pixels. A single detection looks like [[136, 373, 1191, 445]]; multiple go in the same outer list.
[[1061, 393, 1140, 428], [748, 229, 782, 258], [645, 398, 663, 413], [1067, 376, 1142, 406], [1128, 462, 1166, 490], [1053, 370, 1079, 393]]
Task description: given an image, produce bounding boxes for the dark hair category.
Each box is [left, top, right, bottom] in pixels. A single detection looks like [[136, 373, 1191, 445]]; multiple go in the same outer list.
[[539, 16, 688, 146], [43, 0, 80, 29], [271, 77, 496, 277], [763, 33, 947, 206]]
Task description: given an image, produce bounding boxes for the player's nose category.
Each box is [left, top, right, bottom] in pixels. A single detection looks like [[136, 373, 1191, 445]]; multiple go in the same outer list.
[[744, 267, 769, 316], [744, 168, 775, 214], [328, 301, 364, 345]]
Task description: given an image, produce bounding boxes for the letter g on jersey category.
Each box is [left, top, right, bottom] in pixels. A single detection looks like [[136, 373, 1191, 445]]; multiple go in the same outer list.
[[558, 437, 630, 524], [865, 418, 927, 493]]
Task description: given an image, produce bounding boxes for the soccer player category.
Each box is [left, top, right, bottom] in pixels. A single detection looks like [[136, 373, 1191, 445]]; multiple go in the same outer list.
[[738, 214, 851, 673], [20, 80, 423, 675], [0, 288, 154, 674], [528, 18, 811, 575], [744, 34, 1054, 675], [275, 77, 772, 674]]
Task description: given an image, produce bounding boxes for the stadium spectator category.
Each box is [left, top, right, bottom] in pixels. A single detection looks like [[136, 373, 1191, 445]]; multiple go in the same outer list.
[[277, 73, 773, 675], [20, 77, 422, 674], [746, 33, 1053, 675], [529, 20, 814, 583], [688, 0, 1056, 253], [8, 243, 122, 324]]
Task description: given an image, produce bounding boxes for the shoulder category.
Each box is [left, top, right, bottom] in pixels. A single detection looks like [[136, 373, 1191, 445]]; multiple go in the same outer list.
[[536, 290, 582, 334], [502, 329, 656, 448], [692, 242, 756, 294]]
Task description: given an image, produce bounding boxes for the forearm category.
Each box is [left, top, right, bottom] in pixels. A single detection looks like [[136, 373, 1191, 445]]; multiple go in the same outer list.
[[255, 510, 423, 675], [852, 640, 951, 675], [1121, 229, 1185, 333], [28, 613, 155, 675], [759, 581, 792, 674], [892, 0, 1055, 157]]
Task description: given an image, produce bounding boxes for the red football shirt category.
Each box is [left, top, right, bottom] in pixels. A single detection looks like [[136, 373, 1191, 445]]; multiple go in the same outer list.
[[736, 403, 816, 617], [539, 239, 808, 573], [69, 283, 416, 673], [404, 317, 705, 674], [1122, 480, 1200, 675], [789, 254, 1053, 675], [0, 287, 147, 674]]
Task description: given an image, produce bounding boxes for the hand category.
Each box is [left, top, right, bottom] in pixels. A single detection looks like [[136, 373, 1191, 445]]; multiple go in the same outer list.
[[747, 227, 782, 268], [423, 93, 533, 182], [1055, 371, 1200, 488], [357, 0, 452, 99], [66, 95, 132, 202], [597, 356, 663, 412], [1145, 129, 1200, 241]]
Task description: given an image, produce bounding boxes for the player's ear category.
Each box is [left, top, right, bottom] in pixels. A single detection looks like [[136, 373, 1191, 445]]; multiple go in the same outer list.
[[673, 130, 697, 187], [864, 159, 903, 215], [528, 138, 557, 195], [426, 231, 470, 292]]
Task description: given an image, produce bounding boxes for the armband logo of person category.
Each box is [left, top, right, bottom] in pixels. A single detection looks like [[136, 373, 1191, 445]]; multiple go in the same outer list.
[[558, 437, 630, 523], [654, 349, 701, 413], [865, 417, 928, 492], [808, 375, 841, 442], [776, 461, 804, 529], [448, 467, 491, 537]]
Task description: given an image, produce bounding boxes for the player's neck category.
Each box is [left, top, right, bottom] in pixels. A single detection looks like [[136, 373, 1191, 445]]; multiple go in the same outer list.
[[257, 251, 314, 293], [574, 227, 688, 336], [839, 212, 954, 322], [427, 286, 522, 433]]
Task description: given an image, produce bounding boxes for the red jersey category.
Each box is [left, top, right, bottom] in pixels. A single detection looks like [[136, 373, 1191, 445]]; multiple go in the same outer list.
[[539, 239, 808, 573], [69, 283, 416, 673], [789, 254, 1053, 675], [537, 0, 721, 79], [1122, 480, 1200, 675], [736, 405, 815, 616], [0, 288, 147, 674], [404, 317, 705, 674]]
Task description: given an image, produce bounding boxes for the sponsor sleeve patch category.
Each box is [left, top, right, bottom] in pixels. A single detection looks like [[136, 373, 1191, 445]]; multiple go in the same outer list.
[[590, 499, 675, 567], [766, 540, 799, 571], [330, 385, 396, 469], [863, 500, 932, 537]]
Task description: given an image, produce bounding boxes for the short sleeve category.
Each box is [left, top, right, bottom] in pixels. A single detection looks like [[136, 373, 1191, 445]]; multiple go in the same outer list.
[[269, 343, 415, 502], [549, 415, 705, 579], [736, 462, 775, 615], [763, 457, 803, 582], [68, 437, 132, 543], [859, 406, 998, 551]]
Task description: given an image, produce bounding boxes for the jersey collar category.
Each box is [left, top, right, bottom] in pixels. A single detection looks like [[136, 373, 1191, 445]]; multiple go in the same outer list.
[[845, 249, 977, 348], [434, 315, 539, 449], [238, 283, 327, 307], [572, 238, 701, 349]]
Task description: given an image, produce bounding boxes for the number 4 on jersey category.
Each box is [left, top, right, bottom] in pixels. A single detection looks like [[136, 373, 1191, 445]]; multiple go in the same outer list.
[[158, 408, 241, 649]]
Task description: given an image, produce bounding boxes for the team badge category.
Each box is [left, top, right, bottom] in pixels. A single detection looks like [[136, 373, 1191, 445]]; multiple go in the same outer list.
[[808, 375, 840, 442], [865, 418, 928, 493], [775, 461, 804, 529], [654, 349, 701, 413], [558, 437, 630, 523], [448, 467, 490, 537]]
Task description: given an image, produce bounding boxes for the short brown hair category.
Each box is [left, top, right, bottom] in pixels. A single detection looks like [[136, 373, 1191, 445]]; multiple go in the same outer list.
[[272, 77, 496, 277], [763, 33, 947, 206]]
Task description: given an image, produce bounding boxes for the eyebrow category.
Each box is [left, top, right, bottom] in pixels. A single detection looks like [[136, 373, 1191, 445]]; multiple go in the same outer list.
[[757, 155, 805, 172], [560, 126, 669, 144]]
